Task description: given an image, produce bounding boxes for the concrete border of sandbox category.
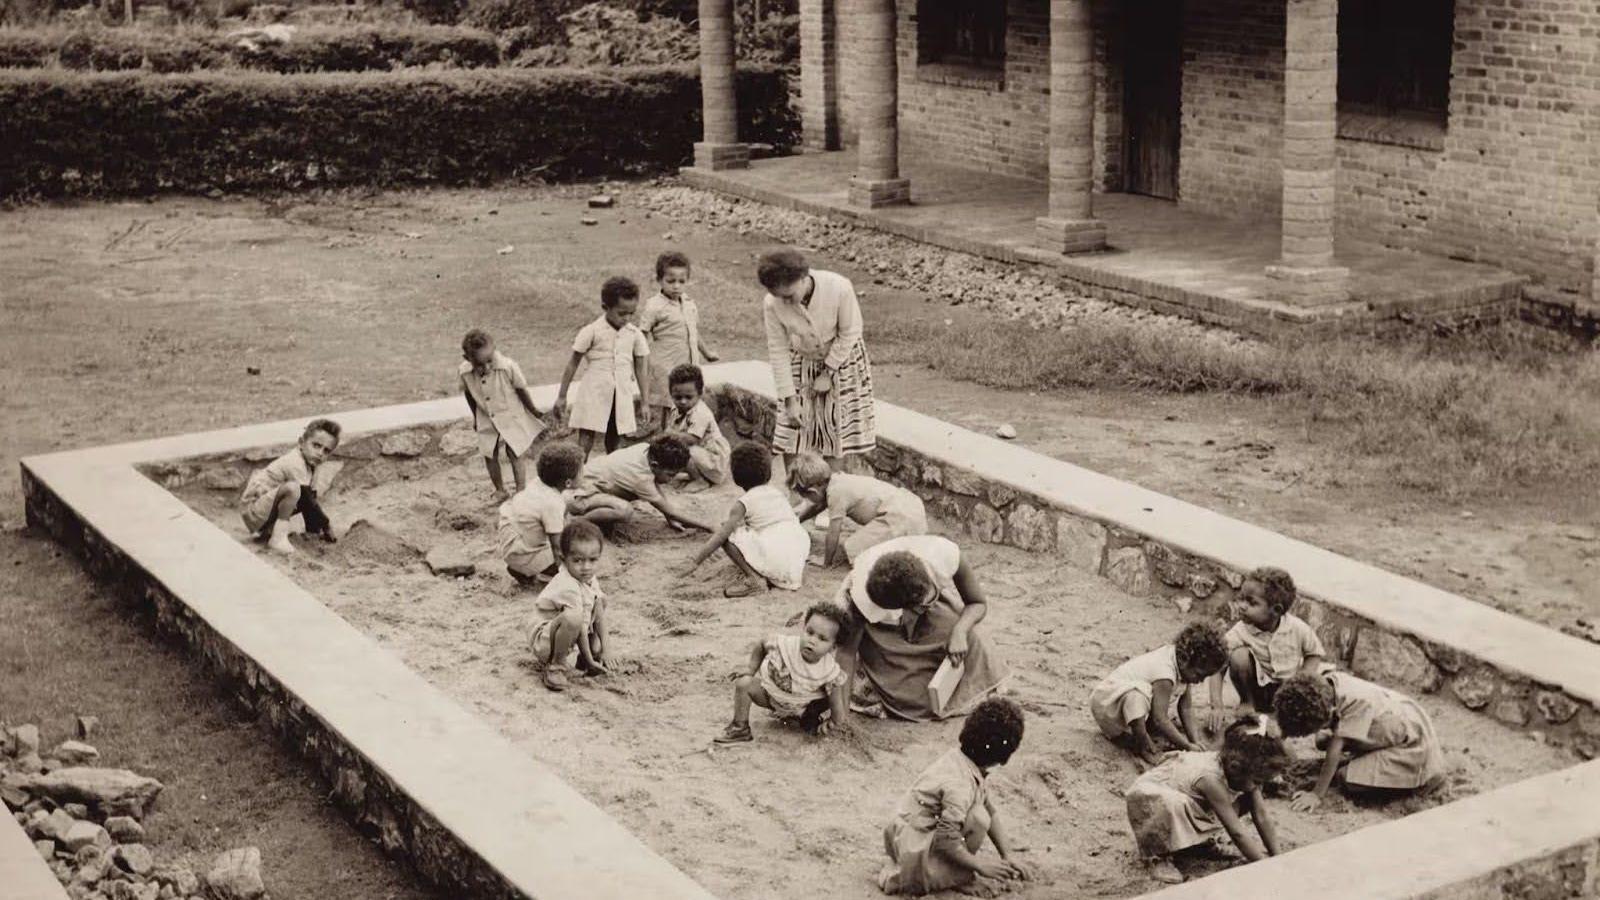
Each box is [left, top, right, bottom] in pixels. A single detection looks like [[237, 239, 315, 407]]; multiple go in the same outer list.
[[0, 808, 69, 900], [18, 359, 1600, 899]]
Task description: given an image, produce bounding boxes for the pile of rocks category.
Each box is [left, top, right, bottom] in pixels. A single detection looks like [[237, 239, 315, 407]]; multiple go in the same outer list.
[[2, 722, 266, 900]]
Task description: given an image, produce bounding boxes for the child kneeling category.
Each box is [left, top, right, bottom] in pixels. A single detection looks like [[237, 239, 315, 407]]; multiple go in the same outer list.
[[528, 520, 610, 692], [240, 418, 341, 554], [679, 442, 809, 597], [714, 601, 850, 744], [1091, 621, 1228, 766]]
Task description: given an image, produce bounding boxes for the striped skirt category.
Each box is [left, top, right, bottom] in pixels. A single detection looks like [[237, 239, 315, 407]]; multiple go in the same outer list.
[[773, 340, 876, 458]]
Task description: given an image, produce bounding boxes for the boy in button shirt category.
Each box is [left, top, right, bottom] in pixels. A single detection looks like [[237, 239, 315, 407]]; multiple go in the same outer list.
[[1208, 566, 1326, 733]]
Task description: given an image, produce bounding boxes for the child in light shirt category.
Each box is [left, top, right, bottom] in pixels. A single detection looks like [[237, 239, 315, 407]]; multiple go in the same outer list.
[[638, 251, 719, 432], [239, 418, 341, 554], [789, 453, 927, 565], [1208, 566, 1326, 733], [1091, 622, 1229, 766], [570, 435, 715, 533], [529, 520, 610, 692], [662, 364, 729, 487], [714, 602, 851, 744]]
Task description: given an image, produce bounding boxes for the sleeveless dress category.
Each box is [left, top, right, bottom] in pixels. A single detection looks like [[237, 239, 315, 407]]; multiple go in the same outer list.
[[1125, 751, 1240, 857], [726, 483, 810, 589]]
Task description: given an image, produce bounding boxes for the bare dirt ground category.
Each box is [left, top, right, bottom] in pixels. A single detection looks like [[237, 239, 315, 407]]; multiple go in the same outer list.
[[173, 455, 1569, 899], [1, 183, 1591, 898]]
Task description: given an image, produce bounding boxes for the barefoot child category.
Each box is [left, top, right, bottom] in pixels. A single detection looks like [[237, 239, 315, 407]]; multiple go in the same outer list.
[[1208, 566, 1325, 733], [1273, 670, 1446, 812], [553, 277, 650, 457], [790, 453, 928, 566], [663, 364, 730, 486], [678, 442, 809, 597], [714, 601, 850, 744], [529, 520, 610, 692], [639, 252, 719, 431], [1125, 714, 1287, 885], [572, 434, 715, 533], [240, 418, 341, 554], [1091, 622, 1229, 766], [459, 329, 543, 500], [878, 698, 1033, 896]]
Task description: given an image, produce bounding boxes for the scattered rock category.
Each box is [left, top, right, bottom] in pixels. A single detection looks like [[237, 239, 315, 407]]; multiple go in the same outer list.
[[10, 724, 41, 755], [1006, 504, 1054, 553], [378, 430, 431, 458], [1491, 697, 1530, 728], [1563, 527, 1598, 543], [996, 423, 1017, 440], [580, 216, 599, 226], [199, 468, 248, 492], [661, 232, 676, 241], [1, 780, 28, 808], [152, 866, 200, 895], [13, 753, 43, 774], [1349, 629, 1441, 693], [76, 845, 114, 884], [245, 366, 261, 376], [1056, 516, 1107, 573], [1420, 641, 1466, 674], [33, 808, 78, 842], [496, 245, 515, 255], [62, 821, 111, 853], [113, 843, 155, 876], [984, 482, 1017, 509], [587, 194, 615, 208], [424, 546, 476, 577], [1186, 574, 1217, 599], [33, 839, 53, 860], [1534, 690, 1578, 725], [104, 816, 145, 844], [51, 741, 99, 766], [1450, 670, 1497, 709], [20, 767, 164, 819], [1104, 547, 1152, 596], [206, 847, 266, 900], [438, 429, 479, 457], [62, 802, 89, 819]]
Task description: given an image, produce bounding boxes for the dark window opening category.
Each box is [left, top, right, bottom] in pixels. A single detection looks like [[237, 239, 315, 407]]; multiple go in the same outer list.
[[917, 0, 1006, 71], [1338, 0, 1454, 122]]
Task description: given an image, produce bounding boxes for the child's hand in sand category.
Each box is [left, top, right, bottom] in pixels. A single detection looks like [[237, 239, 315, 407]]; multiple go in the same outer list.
[[1290, 791, 1323, 813]]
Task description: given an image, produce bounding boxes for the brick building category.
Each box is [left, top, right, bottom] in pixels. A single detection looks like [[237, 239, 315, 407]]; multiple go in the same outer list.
[[692, 0, 1600, 325]]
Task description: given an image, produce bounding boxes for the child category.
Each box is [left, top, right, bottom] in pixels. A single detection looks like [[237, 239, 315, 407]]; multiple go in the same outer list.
[[790, 453, 928, 566], [1208, 566, 1326, 733], [662, 364, 731, 486], [459, 329, 543, 500], [554, 277, 650, 457], [528, 520, 610, 692], [1091, 622, 1229, 766], [499, 442, 612, 586], [239, 418, 341, 554], [1125, 714, 1286, 885], [639, 252, 719, 431], [1273, 670, 1446, 812], [877, 698, 1032, 896], [571, 434, 715, 533], [714, 601, 851, 744], [678, 443, 810, 597]]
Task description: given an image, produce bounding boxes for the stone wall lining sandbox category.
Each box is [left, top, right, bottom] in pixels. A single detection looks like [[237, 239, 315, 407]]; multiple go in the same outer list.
[[19, 360, 1600, 899]]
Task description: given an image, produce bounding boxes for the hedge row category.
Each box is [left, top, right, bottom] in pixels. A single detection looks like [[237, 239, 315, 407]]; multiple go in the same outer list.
[[0, 25, 502, 72], [0, 65, 797, 199]]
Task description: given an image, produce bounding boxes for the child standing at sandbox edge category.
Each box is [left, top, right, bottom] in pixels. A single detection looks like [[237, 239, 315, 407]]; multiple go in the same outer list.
[[877, 697, 1033, 896], [460, 328, 544, 501], [1091, 621, 1229, 766], [662, 364, 731, 487], [1208, 566, 1325, 734], [677, 442, 810, 598], [714, 601, 851, 744], [529, 519, 611, 692], [639, 251, 719, 432], [553, 277, 650, 458], [239, 418, 341, 554], [790, 452, 928, 566]]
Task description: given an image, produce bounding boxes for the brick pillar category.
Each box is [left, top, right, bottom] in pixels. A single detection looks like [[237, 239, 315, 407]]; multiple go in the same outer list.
[[1265, 0, 1349, 305], [695, 0, 750, 170], [847, 0, 910, 207], [800, 0, 839, 151], [1034, 0, 1106, 254]]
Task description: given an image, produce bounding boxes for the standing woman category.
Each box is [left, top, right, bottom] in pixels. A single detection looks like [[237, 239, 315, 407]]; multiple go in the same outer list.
[[758, 249, 877, 471]]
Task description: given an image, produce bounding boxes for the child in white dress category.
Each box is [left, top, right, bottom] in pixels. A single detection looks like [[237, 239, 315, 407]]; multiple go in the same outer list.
[[714, 601, 851, 744], [679, 442, 810, 598], [554, 277, 650, 457], [1090, 622, 1228, 766], [239, 418, 341, 554], [459, 329, 543, 500], [663, 364, 730, 487], [789, 452, 927, 566]]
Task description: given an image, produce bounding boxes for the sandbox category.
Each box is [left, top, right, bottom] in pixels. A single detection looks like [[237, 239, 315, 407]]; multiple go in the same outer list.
[[20, 361, 1600, 900]]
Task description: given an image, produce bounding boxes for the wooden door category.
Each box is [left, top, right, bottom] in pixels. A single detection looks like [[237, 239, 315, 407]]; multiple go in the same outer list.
[[1124, 0, 1183, 200]]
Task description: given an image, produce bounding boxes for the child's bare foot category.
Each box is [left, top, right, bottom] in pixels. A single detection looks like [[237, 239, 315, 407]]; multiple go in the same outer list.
[[267, 521, 296, 555], [542, 667, 569, 692], [714, 722, 753, 744], [723, 576, 766, 598], [1144, 859, 1183, 885]]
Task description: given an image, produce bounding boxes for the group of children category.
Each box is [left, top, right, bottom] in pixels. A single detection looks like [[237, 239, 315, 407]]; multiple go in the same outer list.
[[235, 250, 1447, 894]]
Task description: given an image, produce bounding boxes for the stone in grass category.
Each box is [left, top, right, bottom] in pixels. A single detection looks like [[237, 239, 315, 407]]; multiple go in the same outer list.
[[113, 843, 156, 876], [425, 546, 476, 577], [51, 741, 99, 766], [75, 716, 99, 741], [10, 724, 41, 756], [995, 423, 1017, 440], [580, 215, 600, 226], [22, 768, 164, 819], [587, 193, 615, 209], [156, 866, 201, 895], [378, 430, 431, 458], [62, 820, 111, 853], [207, 847, 266, 900], [105, 815, 145, 843]]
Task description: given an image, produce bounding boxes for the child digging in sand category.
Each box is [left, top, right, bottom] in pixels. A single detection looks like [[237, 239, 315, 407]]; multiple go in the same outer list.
[[499, 442, 630, 587], [1208, 566, 1326, 734], [878, 698, 1033, 896], [240, 418, 341, 554], [1273, 670, 1446, 812], [459, 328, 543, 500], [1091, 622, 1229, 766], [790, 452, 928, 566], [1125, 713, 1287, 885], [529, 520, 611, 692], [662, 364, 730, 487], [554, 276, 650, 457], [572, 434, 715, 533], [714, 601, 850, 744], [678, 442, 809, 597]]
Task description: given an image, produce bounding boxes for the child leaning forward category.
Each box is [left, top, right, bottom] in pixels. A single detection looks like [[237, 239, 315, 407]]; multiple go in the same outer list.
[[528, 520, 611, 693], [790, 452, 927, 566], [714, 601, 850, 744], [678, 442, 809, 597], [239, 417, 341, 554], [1091, 621, 1228, 766]]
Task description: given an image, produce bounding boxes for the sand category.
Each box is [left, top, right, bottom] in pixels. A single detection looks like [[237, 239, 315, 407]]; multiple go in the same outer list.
[[178, 454, 1569, 899]]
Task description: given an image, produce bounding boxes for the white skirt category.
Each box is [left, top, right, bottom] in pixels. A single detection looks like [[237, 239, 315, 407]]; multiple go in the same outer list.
[[728, 520, 809, 590]]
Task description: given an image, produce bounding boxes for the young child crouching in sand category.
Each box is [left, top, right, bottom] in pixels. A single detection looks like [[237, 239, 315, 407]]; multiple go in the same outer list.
[[1273, 670, 1446, 812], [570, 434, 715, 533], [459, 328, 543, 500], [529, 520, 610, 692], [1125, 713, 1287, 885], [679, 442, 809, 597], [878, 698, 1032, 896], [662, 364, 730, 487], [500, 442, 619, 587], [1091, 622, 1229, 766], [790, 453, 928, 566], [714, 601, 850, 744], [1208, 566, 1325, 733], [240, 418, 341, 554]]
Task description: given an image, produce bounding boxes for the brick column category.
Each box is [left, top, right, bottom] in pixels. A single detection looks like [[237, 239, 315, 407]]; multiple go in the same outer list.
[[799, 0, 839, 151], [1265, 0, 1349, 305], [695, 0, 749, 170], [847, 0, 910, 207], [1034, 0, 1106, 254]]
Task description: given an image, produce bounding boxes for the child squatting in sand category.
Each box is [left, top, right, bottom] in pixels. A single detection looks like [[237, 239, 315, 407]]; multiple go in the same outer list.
[[239, 418, 341, 554], [1090, 621, 1229, 766], [1208, 566, 1325, 733], [714, 601, 851, 744], [528, 519, 611, 692]]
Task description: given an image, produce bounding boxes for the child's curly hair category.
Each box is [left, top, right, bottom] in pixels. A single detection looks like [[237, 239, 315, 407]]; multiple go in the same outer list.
[[802, 601, 851, 639], [1272, 673, 1335, 737], [729, 442, 772, 490], [536, 442, 585, 489], [656, 251, 691, 279], [757, 249, 810, 291], [461, 328, 492, 356], [864, 551, 931, 610], [302, 418, 342, 446], [601, 276, 640, 308], [668, 363, 705, 394], [1247, 566, 1298, 615], [1173, 621, 1229, 682], [646, 434, 692, 472], [787, 452, 831, 492], [558, 518, 604, 556], [1220, 714, 1289, 791], [960, 698, 1025, 768]]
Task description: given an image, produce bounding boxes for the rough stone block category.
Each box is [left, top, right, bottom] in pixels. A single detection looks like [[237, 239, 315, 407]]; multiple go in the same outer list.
[[942, 468, 984, 497], [1056, 516, 1107, 573], [985, 482, 1018, 509], [1534, 690, 1579, 725], [379, 431, 432, 458], [1104, 546, 1152, 596], [971, 504, 1004, 543], [1006, 504, 1054, 553], [1349, 628, 1441, 693], [438, 429, 479, 457]]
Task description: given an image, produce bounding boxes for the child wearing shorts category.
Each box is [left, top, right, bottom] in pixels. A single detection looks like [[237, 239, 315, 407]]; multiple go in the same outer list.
[[528, 520, 610, 692], [239, 418, 341, 554]]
